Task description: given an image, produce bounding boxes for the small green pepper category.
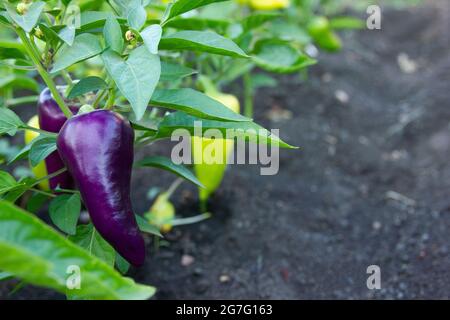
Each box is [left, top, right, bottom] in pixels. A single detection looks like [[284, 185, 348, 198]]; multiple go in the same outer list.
[[308, 16, 342, 52]]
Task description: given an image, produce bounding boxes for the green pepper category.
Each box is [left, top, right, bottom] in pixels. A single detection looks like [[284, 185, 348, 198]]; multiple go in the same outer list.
[[307, 16, 342, 52]]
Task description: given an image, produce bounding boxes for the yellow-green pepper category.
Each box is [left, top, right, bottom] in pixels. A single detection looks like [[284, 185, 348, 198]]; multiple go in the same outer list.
[[192, 91, 240, 209], [146, 192, 175, 233]]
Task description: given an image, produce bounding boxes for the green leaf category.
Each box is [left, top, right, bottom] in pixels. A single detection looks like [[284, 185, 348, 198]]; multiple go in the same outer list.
[[68, 224, 115, 267], [58, 26, 75, 46], [0, 108, 24, 136], [151, 88, 249, 122], [160, 61, 197, 81], [159, 30, 249, 58], [0, 271, 13, 281], [1, 177, 35, 203], [251, 73, 277, 90], [136, 156, 204, 188], [79, 11, 126, 32], [29, 136, 57, 168], [252, 39, 317, 73], [5, 1, 46, 32], [140, 24, 162, 55], [0, 170, 19, 195], [164, 0, 228, 22], [26, 193, 49, 213], [241, 12, 280, 31], [112, 0, 146, 30], [164, 17, 229, 31], [0, 201, 155, 300], [115, 253, 130, 274], [0, 40, 26, 60], [135, 214, 162, 237], [0, 75, 39, 92], [38, 23, 62, 48], [8, 141, 32, 165], [104, 16, 124, 54], [155, 112, 297, 149], [49, 194, 81, 235], [51, 33, 103, 73], [67, 77, 108, 99], [102, 46, 161, 121]]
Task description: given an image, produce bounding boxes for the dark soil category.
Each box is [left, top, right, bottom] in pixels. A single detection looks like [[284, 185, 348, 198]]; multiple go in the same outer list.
[[2, 1, 449, 299]]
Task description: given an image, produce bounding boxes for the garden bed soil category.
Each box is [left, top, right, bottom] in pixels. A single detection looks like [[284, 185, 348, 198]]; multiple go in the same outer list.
[[2, 0, 449, 299]]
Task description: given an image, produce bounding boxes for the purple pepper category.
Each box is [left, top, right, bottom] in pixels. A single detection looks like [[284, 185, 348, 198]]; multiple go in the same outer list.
[[38, 88, 78, 190], [57, 110, 145, 266]]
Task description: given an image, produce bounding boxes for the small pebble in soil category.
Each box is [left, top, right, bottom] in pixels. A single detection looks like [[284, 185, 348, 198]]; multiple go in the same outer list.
[[335, 89, 349, 104], [181, 254, 195, 267], [219, 274, 231, 283], [397, 53, 418, 74], [265, 105, 293, 122], [372, 221, 382, 231]]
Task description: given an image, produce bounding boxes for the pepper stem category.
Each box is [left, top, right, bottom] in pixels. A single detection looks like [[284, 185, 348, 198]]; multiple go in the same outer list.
[[243, 72, 254, 118], [15, 27, 73, 119]]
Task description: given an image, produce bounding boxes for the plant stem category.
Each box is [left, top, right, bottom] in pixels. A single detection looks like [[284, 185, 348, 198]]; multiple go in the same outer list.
[[30, 188, 57, 198], [31, 168, 67, 188], [92, 89, 107, 109], [105, 88, 116, 110], [15, 27, 72, 119], [60, 70, 73, 86], [243, 72, 254, 118], [6, 96, 39, 107], [166, 178, 183, 198], [20, 125, 58, 137], [200, 199, 208, 213]]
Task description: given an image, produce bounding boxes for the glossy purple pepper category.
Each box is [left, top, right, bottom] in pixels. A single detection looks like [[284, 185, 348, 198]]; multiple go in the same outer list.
[[57, 110, 145, 266], [38, 88, 78, 190]]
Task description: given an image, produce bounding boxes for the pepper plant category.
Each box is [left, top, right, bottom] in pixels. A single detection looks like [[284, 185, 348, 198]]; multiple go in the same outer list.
[[150, 0, 362, 209], [0, 0, 300, 299]]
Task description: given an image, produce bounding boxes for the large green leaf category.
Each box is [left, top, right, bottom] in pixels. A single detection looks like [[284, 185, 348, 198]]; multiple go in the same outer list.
[[5, 1, 46, 32], [154, 112, 297, 149], [151, 88, 249, 122], [102, 46, 161, 121], [0, 201, 155, 300], [0, 108, 24, 136], [69, 224, 115, 266], [135, 156, 204, 188], [51, 34, 103, 73], [164, 0, 228, 22], [49, 194, 81, 235], [159, 31, 248, 58]]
